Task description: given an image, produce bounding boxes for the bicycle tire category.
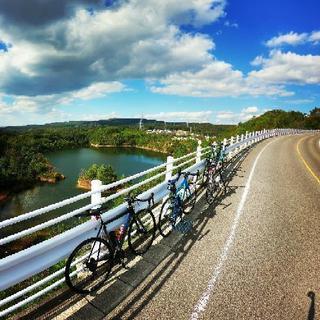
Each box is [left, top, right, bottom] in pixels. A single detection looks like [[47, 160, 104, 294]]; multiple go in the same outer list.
[[200, 169, 208, 187], [159, 197, 176, 237], [206, 173, 222, 205], [128, 209, 156, 255], [65, 237, 113, 294]]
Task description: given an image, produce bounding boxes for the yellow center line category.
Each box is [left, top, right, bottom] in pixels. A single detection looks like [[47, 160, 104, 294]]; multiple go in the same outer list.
[[296, 136, 320, 185]]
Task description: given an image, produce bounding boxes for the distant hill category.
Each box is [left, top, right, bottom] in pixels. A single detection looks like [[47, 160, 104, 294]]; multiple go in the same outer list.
[[3, 118, 160, 130], [238, 108, 320, 133], [3, 108, 318, 136], [2, 118, 236, 138]]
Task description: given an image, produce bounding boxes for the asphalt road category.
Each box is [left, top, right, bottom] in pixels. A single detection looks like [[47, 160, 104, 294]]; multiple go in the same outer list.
[[106, 134, 320, 320]]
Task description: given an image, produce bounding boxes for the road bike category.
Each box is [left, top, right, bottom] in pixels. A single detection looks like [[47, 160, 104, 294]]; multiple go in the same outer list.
[[65, 193, 156, 294], [202, 143, 227, 204], [158, 169, 199, 237]]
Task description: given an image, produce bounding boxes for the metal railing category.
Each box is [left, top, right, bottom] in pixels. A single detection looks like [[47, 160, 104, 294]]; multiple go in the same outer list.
[[0, 128, 314, 317]]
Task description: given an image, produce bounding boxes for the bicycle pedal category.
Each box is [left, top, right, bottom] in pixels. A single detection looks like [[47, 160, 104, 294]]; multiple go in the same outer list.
[[120, 258, 129, 269]]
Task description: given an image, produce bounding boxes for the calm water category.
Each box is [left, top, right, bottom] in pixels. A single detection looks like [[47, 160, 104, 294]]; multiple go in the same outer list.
[[0, 147, 165, 223]]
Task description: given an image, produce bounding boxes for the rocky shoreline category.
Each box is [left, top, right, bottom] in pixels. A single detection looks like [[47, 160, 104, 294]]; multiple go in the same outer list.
[[90, 143, 167, 154], [0, 171, 65, 205], [77, 178, 91, 190], [38, 172, 65, 184]]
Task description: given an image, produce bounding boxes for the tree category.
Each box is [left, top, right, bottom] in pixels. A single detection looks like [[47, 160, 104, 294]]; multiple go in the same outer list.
[[79, 164, 118, 184]]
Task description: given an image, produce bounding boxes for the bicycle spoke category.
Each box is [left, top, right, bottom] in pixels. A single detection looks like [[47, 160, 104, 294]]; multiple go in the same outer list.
[[65, 238, 113, 294], [128, 210, 156, 255]]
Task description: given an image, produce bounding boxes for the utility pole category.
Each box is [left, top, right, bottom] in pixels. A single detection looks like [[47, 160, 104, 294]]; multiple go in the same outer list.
[[139, 113, 144, 130]]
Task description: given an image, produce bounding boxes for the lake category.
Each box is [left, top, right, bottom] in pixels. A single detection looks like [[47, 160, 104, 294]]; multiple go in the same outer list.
[[0, 147, 166, 223]]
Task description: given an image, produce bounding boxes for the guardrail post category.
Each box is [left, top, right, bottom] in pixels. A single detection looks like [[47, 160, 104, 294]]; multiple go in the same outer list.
[[165, 155, 174, 181], [212, 141, 217, 158], [229, 136, 235, 158], [235, 134, 240, 154], [196, 140, 202, 163], [240, 133, 244, 149], [222, 138, 227, 154], [91, 180, 102, 209], [90, 180, 103, 263]]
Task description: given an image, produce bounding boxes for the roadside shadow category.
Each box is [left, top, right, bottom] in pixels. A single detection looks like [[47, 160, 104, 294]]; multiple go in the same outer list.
[[205, 144, 253, 209], [15, 144, 257, 320], [105, 147, 257, 319], [307, 291, 316, 320]]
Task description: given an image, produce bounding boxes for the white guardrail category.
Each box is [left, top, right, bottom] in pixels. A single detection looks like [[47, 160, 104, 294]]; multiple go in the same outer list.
[[0, 128, 314, 317]]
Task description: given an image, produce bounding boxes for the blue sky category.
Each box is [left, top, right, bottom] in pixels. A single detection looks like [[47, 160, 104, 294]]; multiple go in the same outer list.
[[0, 0, 319, 126]]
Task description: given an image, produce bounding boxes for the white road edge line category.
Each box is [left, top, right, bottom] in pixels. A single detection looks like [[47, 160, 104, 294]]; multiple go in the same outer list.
[[190, 139, 275, 320]]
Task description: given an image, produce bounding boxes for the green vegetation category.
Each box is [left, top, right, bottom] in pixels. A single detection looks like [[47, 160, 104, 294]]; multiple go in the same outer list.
[[0, 132, 61, 193], [79, 164, 118, 183], [78, 164, 118, 189], [237, 108, 320, 133], [0, 109, 318, 200]]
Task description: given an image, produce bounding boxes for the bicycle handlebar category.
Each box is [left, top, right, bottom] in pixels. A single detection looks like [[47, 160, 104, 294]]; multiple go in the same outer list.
[[125, 192, 155, 207], [168, 169, 199, 186], [182, 171, 199, 177], [134, 192, 155, 206], [76, 207, 103, 218]]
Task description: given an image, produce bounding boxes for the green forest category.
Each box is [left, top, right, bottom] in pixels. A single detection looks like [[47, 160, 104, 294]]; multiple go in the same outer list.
[[0, 108, 319, 199], [238, 108, 320, 132]]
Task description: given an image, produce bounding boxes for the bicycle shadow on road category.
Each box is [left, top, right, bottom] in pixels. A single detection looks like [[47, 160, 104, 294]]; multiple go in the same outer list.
[[307, 291, 316, 320], [106, 146, 256, 319], [14, 144, 258, 320]]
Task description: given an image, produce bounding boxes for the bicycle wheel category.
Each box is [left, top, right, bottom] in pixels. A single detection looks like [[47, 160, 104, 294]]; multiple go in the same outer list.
[[182, 181, 197, 214], [128, 209, 156, 255], [65, 237, 113, 294], [200, 169, 208, 187], [159, 197, 176, 237], [206, 174, 221, 205]]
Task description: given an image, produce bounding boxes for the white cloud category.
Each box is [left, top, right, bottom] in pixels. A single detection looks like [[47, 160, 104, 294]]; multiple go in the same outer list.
[[266, 30, 320, 47], [0, 0, 226, 97], [216, 111, 235, 120], [250, 55, 266, 67], [215, 108, 261, 124], [266, 31, 308, 47], [224, 20, 238, 28], [283, 98, 314, 105], [242, 106, 258, 113], [151, 61, 293, 98], [309, 30, 320, 44], [144, 111, 213, 122], [0, 81, 126, 117], [249, 50, 320, 85], [0, 103, 120, 126], [59, 82, 125, 104], [0, 95, 56, 114], [71, 82, 125, 100]]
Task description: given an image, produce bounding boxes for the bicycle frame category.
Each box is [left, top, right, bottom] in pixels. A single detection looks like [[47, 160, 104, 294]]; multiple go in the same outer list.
[[167, 173, 195, 222], [91, 206, 134, 257], [93, 196, 154, 252]]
